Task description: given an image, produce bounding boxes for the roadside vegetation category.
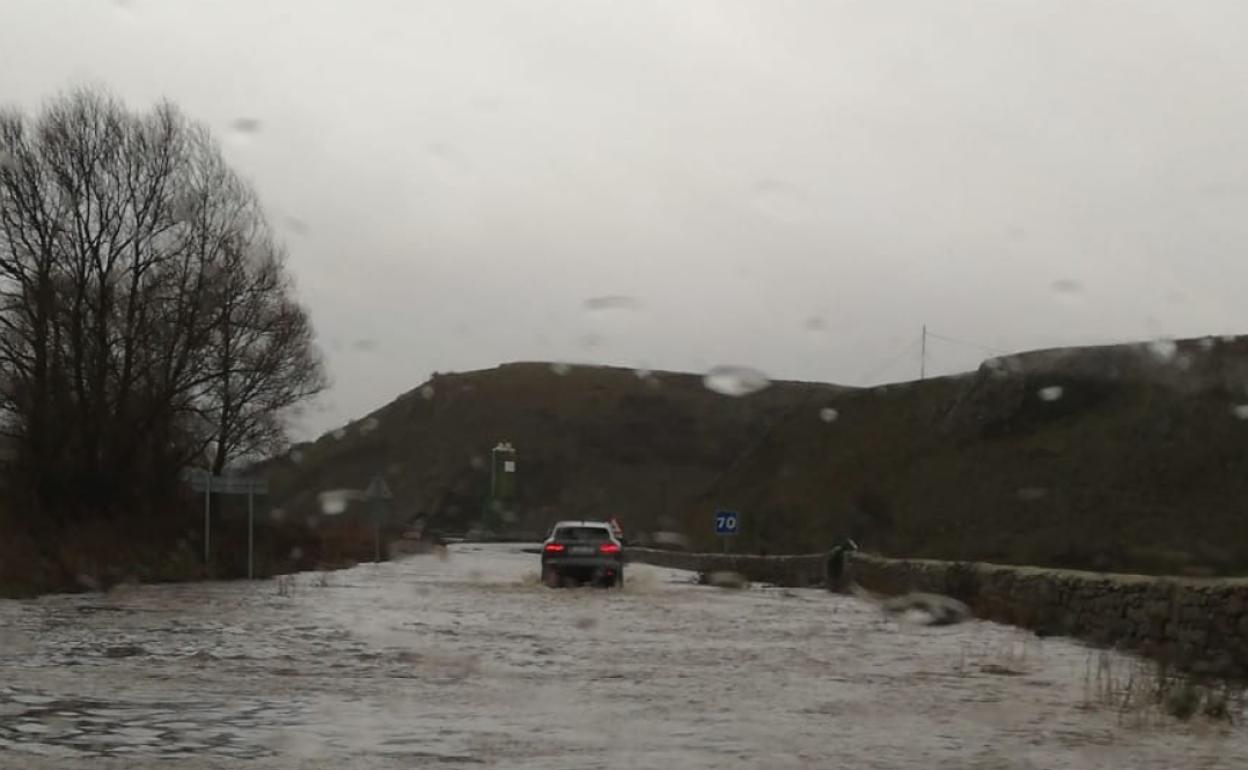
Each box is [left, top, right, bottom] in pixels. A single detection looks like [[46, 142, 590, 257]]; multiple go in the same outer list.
[[0, 87, 325, 595]]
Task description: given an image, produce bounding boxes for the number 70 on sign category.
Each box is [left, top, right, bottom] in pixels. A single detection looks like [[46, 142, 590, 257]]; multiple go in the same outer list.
[[714, 510, 740, 535]]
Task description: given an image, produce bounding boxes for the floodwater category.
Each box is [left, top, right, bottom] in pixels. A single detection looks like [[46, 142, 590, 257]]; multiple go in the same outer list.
[[0, 544, 1243, 769]]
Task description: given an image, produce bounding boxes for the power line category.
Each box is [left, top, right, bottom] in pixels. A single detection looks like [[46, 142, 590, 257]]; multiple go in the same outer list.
[[857, 337, 923, 385], [925, 330, 1010, 356]]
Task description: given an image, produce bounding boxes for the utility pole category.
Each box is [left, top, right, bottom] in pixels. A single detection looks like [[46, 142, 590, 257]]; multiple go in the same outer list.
[[920, 324, 927, 380]]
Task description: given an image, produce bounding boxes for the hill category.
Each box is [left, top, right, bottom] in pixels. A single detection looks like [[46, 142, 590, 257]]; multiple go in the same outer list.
[[689, 335, 1248, 575], [263, 362, 844, 542]]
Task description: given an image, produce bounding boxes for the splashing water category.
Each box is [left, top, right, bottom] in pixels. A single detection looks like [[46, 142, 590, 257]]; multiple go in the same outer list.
[[1038, 386, 1064, 402], [703, 365, 771, 397]]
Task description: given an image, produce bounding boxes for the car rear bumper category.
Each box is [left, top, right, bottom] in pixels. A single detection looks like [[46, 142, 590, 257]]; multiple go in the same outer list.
[[544, 557, 623, 571]]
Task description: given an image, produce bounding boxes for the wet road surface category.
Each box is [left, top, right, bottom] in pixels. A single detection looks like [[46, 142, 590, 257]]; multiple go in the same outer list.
[[1, 544, 1244, 768]]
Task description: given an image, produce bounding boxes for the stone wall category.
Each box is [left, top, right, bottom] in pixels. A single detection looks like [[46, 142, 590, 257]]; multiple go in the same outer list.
[[625, 548, 828, 587], [626, 548, 1248, 678], [849, 554, 1248, 677]]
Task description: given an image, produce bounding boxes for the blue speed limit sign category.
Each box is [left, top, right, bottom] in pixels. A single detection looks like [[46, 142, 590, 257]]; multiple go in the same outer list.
[[714, 510, 740, 535]]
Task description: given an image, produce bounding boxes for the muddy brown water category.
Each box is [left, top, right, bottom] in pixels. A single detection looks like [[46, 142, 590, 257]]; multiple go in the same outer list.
[[0, 544, 1244, 769]]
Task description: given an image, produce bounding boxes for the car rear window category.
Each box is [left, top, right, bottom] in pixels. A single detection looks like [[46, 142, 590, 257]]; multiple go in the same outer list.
[[555, 526, 612, 542]]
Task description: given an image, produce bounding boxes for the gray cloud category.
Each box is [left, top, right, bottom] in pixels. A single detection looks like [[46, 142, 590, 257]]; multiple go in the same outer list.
[[3, 0, 1247, 437]]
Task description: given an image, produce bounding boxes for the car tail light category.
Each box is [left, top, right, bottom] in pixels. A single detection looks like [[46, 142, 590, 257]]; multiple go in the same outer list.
[[599, 542, 621, 555], [543, 543, 565, 553]]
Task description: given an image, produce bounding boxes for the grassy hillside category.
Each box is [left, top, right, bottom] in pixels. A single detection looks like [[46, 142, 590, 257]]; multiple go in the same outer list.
[[263, 362, 843, 541], [690, 336, 1248, 575]]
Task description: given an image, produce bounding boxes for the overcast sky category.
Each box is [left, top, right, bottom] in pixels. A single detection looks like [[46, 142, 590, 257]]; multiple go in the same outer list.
[[3, 0, 1248, 437]]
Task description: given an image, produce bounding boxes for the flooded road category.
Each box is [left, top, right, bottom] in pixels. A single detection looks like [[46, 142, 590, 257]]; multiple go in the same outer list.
[[1, 544, 1244, 769]]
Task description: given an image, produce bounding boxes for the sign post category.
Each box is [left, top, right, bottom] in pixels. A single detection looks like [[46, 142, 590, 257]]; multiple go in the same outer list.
[[714, 509, 740, 553], [365, 474, 394, 563], [186, 470, 268, 577]]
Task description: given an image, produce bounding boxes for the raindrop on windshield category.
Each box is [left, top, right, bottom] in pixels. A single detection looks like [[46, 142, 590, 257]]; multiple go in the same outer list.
[[420, 384, 435, 400], [353, 339, 378, 352], [360, 416, 380, 435], [318, 490, 353, 515], [633, 367, 653, 380], [1199, 337, 1217, 351], [0, 150, 16, 171], [332, 428, 347, 440], [1232, 405, 1248, 420], [583, 295, 642, 312], [269, 508, 286, 523], [289, 448, 304, 464], [1017, 487, 1048, 501], [470, 455, 485, 470], [231, 117, 262, 134], [1050, 278, 1082, 295], [703, 365, 771, 397], [551, 363, 572, 376], [284, 216, 310, 235], [1146, 339, 1178, 362], [1038, 386, 1064, 402], [819, 407, 839, 423], [803, 316, 827, 332]]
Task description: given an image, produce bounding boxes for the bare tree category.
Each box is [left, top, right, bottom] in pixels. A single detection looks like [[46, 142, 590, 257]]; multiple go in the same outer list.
[[0, 87, 324, 522]]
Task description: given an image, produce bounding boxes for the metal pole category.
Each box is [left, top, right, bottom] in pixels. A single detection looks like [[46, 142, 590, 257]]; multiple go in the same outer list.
[[247, 489, 255, 579], [203, 481, 211, 565], [921, 324, 927, 380]]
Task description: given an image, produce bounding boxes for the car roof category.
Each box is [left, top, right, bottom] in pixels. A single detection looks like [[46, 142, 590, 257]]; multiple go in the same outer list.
[[552, 520, 611, 529]]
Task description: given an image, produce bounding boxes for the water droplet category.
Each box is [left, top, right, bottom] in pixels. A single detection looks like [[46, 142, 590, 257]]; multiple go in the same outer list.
[[551, 363, 572, 376], [269, 508, 286, 522], [352, 339, 377, 352], [1051, 279, 1082, 295], [803, 316, 827, 332], [574, 616, 597, 630], [284, 216, 309, 235], [703, 366, 771, 397], [0, 150, 16, 172], [332, 428, 347, 440], [420, 385, 435, 400], [1038, 386, 1064, 402], [289, 449, 304, 464], [290, 546, 303, 561], [501, 510, 517, 524], [469, 455, 485, 470], [1231, 405, 1248, 420], [578, 333, 604, 349], [1017, 487, 1048, 501], [1147, 339, 1178, 362], [231, 117, 262, 134], [1221, 335, 1238, 344], [360, 416, 380, 435], [1199, 337, 1217, 351], [583, 295, 642, 312], [819, 407, 839, 423], [633, 367, 653, 380], [318, 490, 355, 515]]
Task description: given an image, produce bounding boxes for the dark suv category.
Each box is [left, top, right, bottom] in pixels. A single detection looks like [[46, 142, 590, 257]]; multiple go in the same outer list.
[[540, 521, 624, 588]]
